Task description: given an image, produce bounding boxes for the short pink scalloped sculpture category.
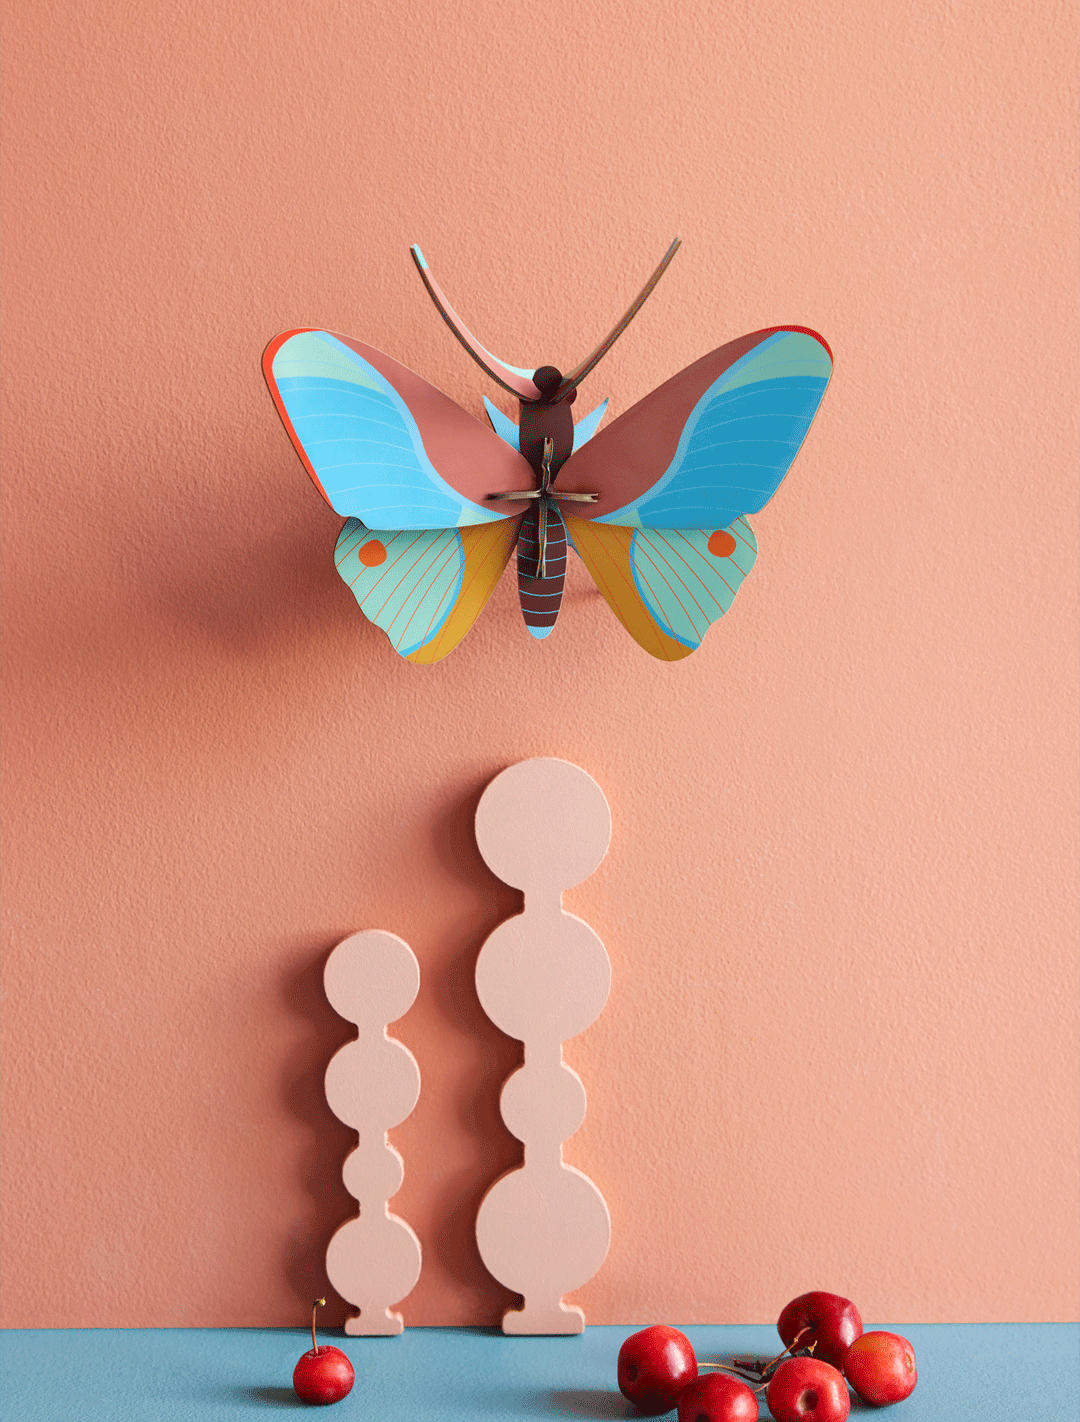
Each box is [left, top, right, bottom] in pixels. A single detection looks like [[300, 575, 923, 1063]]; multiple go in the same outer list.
[[323, 930, 422, 1334]]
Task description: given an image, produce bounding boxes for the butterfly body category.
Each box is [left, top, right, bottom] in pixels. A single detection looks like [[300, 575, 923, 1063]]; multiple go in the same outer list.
[[486, 364, 601, 639], [264, 243, 832, 662], [516, 501, 569, 638]]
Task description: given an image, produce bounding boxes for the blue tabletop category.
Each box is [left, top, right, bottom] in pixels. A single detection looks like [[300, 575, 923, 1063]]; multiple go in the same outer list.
[[1, 1323, 1076, 1419]]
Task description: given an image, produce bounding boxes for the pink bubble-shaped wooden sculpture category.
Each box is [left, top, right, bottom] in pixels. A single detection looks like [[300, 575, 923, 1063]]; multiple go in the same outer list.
[[324, 930, 422, 1334], [473, 758, 612, 1334]]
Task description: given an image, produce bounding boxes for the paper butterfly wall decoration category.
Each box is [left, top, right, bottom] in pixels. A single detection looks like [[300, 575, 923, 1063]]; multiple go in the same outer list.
[[263, 240, 832, 663]]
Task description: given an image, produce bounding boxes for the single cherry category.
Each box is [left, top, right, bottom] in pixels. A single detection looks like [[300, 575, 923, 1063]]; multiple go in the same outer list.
[[777, 1292, 863, 1370], [292, 1297, 354, 1405], [618, 1325, 699, 1415], [843, 1330, 917, 1406], [677, 1371, 758, 1421], [766, 1357, 850, 1421]]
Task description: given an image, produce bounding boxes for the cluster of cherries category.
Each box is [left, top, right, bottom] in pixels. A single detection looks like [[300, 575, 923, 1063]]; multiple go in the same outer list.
[[617, 1292, 918, 1420]]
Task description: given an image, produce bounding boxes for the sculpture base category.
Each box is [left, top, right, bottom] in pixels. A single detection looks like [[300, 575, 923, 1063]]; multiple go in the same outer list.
[[345, 1307, 404, 1336], [501, 1301, 585, 1336]]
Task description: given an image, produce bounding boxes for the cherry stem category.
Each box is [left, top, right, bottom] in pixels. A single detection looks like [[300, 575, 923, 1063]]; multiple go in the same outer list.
[[311, 1298, 326, 1353], [732, 1328, 814, 1380], [697, 1362, 765, 1385]]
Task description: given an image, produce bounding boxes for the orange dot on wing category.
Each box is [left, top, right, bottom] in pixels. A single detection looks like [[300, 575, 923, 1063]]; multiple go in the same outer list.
[[358, 540, 388, 567], [707, 529, 737, 557]]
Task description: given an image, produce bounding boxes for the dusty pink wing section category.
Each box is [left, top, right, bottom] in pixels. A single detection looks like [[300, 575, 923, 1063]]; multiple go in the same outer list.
[[264, 328, 535, 525], [553, 325, 832, 522], [552, 329, 791, 517]]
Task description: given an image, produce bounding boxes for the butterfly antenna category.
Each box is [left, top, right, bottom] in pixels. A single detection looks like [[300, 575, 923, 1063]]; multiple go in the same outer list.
[[555, 238, 681, 401], [410, 246, 542, 400]]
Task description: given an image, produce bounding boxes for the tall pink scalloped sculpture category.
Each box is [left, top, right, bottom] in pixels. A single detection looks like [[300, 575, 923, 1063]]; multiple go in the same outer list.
[[323, 930, 422, 1334], [473, 758, 612, 1334]]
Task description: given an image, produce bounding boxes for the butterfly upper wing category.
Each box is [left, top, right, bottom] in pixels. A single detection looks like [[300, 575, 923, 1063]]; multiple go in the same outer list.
[[481, 397, 522, 451], [336, 516, 522, 663], [557, 327, 830, 658], [555, 327, 831, 526], [264, 329, 534, 527]]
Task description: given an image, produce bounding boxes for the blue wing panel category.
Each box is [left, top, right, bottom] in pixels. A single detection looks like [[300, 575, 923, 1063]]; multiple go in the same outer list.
[[270, 331, 503, 529], [597, 331, 831, 529], [482, 397, 520, 451], [572, 400, 609, 450]]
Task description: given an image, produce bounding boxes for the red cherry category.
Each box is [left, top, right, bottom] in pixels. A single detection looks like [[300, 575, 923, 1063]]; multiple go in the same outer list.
[[677, 1371, 758, 1421], [843, 1331, 917, 1406], [766, 1357, 850, 1422], [776, 1292, 863, 1370], [617, 1325, 699, 1415], [292, 1298, 354, 1406]]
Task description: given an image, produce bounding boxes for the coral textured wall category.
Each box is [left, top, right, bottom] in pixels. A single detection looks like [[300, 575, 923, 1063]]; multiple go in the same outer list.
[[1, 0, 1076, 1328]]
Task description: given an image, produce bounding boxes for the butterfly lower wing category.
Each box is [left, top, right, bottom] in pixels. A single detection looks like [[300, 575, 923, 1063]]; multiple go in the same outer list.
[[556, 328, 832, 529], [336, 517, 521, 663], [565, 515, 758, 660], [264, 329, 533, 527]]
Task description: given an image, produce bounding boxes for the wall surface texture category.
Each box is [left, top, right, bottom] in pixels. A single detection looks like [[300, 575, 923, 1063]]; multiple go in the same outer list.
[[2, 0, 1077, 1327]]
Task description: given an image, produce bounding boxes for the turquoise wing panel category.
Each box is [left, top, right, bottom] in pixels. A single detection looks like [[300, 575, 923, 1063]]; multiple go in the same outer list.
[[334, 517, 518, 662], [628, 517, 759, 650], [597, 330, 831, 529], [336, 519, 466, 658], [267, 330, 504, 529]]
